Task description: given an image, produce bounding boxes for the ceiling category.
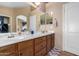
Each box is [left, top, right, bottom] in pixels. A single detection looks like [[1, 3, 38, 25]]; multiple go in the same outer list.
[[0, 2, 67, 8], [0, 2, 31, 8]]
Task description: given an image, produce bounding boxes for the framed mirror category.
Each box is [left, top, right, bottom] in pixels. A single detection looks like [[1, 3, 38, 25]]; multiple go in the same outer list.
[[0, 16, 11, 33], [16, 15, 28, 32], [40, 13, 53, 25], [46, 14, 53, 24], [40, 13, 53, 32], [40, 14, 45, 25]]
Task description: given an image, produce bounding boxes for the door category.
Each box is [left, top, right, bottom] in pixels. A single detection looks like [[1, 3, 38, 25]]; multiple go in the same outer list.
[[63, 2, 79, 55]]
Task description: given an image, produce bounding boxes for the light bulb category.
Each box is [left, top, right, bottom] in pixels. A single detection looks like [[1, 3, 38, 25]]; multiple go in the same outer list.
[[50, 11, 53, 16], [35, 2, 40, 6]]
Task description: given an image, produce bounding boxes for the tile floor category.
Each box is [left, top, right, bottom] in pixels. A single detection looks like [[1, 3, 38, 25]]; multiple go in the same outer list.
[[48, 48, 77, 56]]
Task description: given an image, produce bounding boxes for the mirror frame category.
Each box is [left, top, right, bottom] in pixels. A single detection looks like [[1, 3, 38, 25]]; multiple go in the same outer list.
[[16, 15, 27, 32]]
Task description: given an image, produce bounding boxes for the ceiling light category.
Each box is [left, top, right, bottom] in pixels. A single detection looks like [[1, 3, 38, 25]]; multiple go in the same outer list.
[[50, 11, 53, 16], [34, 2, 40, 6]]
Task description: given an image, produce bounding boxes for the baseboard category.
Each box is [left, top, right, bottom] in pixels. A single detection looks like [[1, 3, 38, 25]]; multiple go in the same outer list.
[[62, 48, 79, 56]]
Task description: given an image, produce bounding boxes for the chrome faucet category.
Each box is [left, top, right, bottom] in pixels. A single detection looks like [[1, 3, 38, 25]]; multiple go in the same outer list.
[[8, 33, 15, 38]]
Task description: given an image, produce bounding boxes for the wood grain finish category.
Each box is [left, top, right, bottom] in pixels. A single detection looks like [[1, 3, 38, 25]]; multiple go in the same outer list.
[[46, 35, 52, 52], [51, 34, 55, 48], [0, 34, 54, 56], [18, 40, 34, 56], [35, 47, 47, 56], [0, 44, 18, 56], [34, 36, 47, 56]]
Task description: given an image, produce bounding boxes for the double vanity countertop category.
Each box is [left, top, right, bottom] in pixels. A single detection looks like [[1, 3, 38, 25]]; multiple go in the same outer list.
[[0, 31, 54, 48]]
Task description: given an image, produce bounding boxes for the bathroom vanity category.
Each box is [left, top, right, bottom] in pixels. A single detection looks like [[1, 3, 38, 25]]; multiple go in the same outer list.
[[0, 32, 54, 56], [0, 14, 54, 56]]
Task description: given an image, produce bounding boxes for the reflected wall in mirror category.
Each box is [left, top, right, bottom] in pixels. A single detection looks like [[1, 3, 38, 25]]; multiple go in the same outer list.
[[46, 14, 53, 24], [40, 14, 45, 25], [40, 14, 46, 32], [40, 13, 53, 25], [40, 13, 53, 32], [45, 13, 53, 32], [16, 15, 28, 32]]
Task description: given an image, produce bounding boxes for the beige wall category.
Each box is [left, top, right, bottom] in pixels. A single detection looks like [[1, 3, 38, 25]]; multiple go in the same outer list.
[[14, 7, 31, 16], [46, 3, 63, 50], [0, 6, 14, 16], [0, 6, 14, 32], [14, 7, 31, 31]]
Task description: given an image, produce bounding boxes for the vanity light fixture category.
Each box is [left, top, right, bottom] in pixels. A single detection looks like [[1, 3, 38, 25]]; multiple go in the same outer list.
[[34, 2, 40, 6], [27, 2, 40, 8], [50, 11, 53, 17], [46, 10, 54, 17]]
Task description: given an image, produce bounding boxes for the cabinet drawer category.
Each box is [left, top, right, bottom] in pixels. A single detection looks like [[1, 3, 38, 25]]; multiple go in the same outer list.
[[35, 36, 46, 45], [35, 37, 42, 45], [18, 40, 33, 50]]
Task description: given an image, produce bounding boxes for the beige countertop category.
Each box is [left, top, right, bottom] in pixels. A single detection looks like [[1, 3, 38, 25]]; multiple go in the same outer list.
[[0, 31, 54, 47]]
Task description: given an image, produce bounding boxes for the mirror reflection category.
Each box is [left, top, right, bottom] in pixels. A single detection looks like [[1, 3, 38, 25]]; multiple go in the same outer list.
[[0, 16, 10, 33], [40, 14, 45, 25], [40, 13, 53, 32], [0, 2, 54, 34], [40, 13, 53, 25], [16, 15, 27, 32], [46, 14, 53, 24]]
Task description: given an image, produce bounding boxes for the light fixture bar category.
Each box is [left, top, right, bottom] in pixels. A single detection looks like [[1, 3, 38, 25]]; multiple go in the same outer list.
[[27, 2, 37, 8]]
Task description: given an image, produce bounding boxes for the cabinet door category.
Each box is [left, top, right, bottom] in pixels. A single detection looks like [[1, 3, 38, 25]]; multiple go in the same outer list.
[[41, 47, 47, 56], [35, 47, 46, 56], [35, 37, 42, 45], [19, 47, 33, 56], [18, 40, 34, 56], [34, 36, 47, 56], [0, 44, 18, 56], [46, 35, 52, 52], [51, 34, 54, 48]]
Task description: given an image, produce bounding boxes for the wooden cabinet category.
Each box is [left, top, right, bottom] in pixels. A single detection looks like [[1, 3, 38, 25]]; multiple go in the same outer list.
[[35, 47, 46, 56], [18, 39, 34, 56], [46, 34, 55, 52], [0, 34, 54, 56], [0, 44, 18, 56], [46, 35, 52, 52], [51, 34, 55, 48], [34, 36, 47, 56]]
